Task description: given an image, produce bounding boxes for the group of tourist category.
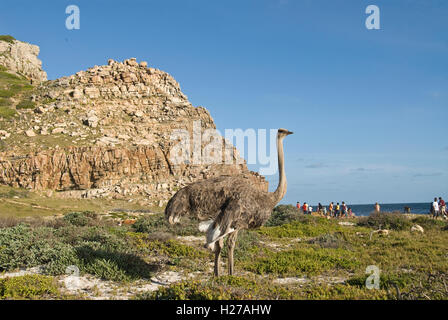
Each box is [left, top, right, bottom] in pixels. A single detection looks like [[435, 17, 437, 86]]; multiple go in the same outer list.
[[296, 201, 355, 218], [431, 197, 447, 219]]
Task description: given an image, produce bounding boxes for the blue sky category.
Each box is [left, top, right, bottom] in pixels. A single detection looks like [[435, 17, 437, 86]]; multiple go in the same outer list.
[[1, 0, 447, 205]]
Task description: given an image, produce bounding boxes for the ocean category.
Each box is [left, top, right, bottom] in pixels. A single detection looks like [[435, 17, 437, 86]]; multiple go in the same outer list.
[[312, 203, 432, 217]]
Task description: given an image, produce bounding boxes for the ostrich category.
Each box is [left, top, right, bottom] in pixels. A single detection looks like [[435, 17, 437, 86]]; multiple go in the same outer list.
[[165, 128, 293, 276]]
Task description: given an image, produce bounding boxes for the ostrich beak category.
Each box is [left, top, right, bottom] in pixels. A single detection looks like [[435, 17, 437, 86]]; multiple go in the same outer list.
[[286, 131, 293, 135]]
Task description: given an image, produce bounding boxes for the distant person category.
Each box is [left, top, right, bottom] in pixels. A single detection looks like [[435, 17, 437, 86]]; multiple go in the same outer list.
[[296, 202, 301, 210], [432, 197, 440, 218], [303, 202, 308, 214], [348, 207, 354, 217], [342, 202, 348, 218], [329, 202, 334, 217], [439, 197, 446, 218], [318, 203, 323, 214], [374, 202, 380, 213], [323, 206, 327, 216], [335, 203, 340, 218]]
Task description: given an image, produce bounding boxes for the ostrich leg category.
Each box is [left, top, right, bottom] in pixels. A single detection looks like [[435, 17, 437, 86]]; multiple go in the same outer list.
[[214, 238, 224, 276], [227, 230, 239, 276]]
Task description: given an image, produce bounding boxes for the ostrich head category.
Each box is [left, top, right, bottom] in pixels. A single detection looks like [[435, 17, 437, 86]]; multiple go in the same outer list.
[[277, 128, 293, 138]]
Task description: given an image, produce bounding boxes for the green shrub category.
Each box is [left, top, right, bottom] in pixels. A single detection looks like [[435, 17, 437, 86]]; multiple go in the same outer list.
[[132, 214, 202, 236], [411, 216, 447, 230], [63, 211, 98, 227], [0, 35, 15, 43], [0, 275, 60, 299], [0, 223, 156, 282], [265, 204, 302, 227], [357, 212, 412, 231]]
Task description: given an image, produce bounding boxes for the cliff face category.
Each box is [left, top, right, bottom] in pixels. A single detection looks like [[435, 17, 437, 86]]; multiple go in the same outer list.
[[0, 37, 47, 83], [0, 40, 267, 205]]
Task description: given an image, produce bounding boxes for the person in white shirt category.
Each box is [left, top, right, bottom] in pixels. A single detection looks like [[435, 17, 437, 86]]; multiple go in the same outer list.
[[432, 197, 440, 218]]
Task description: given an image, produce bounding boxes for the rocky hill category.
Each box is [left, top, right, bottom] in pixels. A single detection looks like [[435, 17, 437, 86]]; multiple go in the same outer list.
[[0, 36, 266, 206], [0, 35, 47, 83]]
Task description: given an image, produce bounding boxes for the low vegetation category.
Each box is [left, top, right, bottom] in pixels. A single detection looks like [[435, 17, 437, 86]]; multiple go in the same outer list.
[[0, 192, 447, 300], [0, 35, 15, 43]]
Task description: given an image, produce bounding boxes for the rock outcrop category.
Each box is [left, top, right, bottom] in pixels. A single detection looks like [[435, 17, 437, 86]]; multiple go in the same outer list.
[[0, 50, 267, 205], [0, 36, 47, 83]]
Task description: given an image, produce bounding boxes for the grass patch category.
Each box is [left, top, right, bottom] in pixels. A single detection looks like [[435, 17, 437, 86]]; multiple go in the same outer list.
[[243, 247, 359, 276], [0, 35, 15, 43], [15, 99, 35, 110], [0, 106, 16, 118], [258, 216, 345, 238]]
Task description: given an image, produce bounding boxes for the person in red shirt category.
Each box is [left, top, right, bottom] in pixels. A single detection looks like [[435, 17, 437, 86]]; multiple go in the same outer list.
[[302, 202, 308, 214], [296, 202, 301, 210], [439, 197, 446, 218]]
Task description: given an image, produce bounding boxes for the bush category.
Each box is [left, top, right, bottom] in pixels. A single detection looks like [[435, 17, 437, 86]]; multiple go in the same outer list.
[[63, 211, 98, 227], [0, 223, 157, 282], [265, 204, 302, 227], [357, 212, 412, 231], [132, 214, 202, 236], [307, 232, 348, 249], [411, 216, 447, 230], [0, 275, 60, 299]]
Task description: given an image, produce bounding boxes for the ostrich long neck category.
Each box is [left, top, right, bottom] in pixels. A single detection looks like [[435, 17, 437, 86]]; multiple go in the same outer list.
[[272, 136, 286, 204]]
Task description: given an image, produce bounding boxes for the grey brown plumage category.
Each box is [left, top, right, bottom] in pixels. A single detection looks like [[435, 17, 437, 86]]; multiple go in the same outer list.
[[165, 128, 293, 276]]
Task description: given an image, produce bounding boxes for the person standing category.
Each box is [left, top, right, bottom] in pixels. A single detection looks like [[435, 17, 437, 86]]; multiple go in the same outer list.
[[308, 205, 313, 215], [296, 202, 301, 210], [329, 202, 334, 217], [348, 207, 354, 217], [342, 202, 348, 218], [318, 203, 323, 215], [335, 203, 340, 218], [432, 197, 440, 218], [438, 197, 446, 218], [374, 202, 381, 213], [303, 202, 308, 214]]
